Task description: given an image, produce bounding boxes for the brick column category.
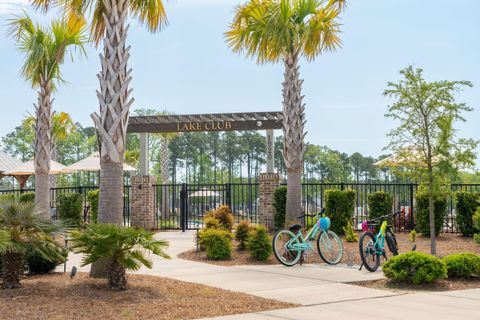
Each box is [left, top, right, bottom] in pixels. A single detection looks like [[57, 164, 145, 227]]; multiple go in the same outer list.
[[131, 175, 156, 229], [258, 173, 280, 228]]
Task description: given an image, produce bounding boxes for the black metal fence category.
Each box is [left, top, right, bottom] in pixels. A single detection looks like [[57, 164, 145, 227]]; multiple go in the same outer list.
[[1, 182, 479, 233], [0, 186, 131, 225]]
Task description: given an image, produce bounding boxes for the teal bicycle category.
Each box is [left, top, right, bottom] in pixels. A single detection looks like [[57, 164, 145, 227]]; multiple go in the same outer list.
[[272, 209, 344, 266]]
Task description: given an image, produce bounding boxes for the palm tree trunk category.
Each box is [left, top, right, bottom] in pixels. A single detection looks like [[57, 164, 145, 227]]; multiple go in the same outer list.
[[2, 251, 23, 289], [34, 78, 53, 219], [90, 0, 133, 277], [108, 258, 127, 291], [282, 52, 305, 226]]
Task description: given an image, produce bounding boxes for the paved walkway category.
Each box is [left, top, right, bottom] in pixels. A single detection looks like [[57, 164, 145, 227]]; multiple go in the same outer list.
[[63, 231, 480, 320]]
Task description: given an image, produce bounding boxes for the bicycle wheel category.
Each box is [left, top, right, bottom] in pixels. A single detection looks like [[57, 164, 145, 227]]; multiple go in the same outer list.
[[317, 230, 344, 265], [272, 230, 302, 267], [359, 231, 380, 272], [386, 231, 399, 256]]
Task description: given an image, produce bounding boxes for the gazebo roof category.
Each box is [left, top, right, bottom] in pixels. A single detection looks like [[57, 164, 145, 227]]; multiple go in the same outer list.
[[0, 151, 24, 176]]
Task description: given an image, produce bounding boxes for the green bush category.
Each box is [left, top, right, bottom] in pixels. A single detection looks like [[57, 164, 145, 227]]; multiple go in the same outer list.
[[368, 191, 393, 220], [0, 194, 16, 202], [473, 208, 480, 232], [273, 186, 287, 229], [19, 191, 35, 203], [442, 253, 480, 278], [56, 192, 83, 226], [246, 225, 271, 261], [324, 189, 355, 235], [235, 220, 252, 250], [25, 245, 68, 274], [455, 192, 479, 236], [206, 205, 234, 230], [342, 223, 358, 242], [200, 229, 233, 260], [409, 230, 417, 242], [415, 190, 448, 237], [474, 234, 480, 245], [383, 252, 447, 284], [204, 216, 221, 230], [87, 189, 99, 224]]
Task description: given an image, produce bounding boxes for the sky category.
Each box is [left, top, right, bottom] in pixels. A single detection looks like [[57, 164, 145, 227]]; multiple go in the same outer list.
[[0, 0, 479, 163]]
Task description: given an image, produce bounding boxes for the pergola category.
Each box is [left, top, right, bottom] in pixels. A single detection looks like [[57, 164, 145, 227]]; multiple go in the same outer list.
[[0, 151, 30, 188], [127, 111, 283, 175]]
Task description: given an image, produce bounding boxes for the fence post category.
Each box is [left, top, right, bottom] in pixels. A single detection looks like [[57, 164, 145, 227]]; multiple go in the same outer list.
[[225, 183, 232, 209], [180, 183, 187, 232], [409, 183, 415, 229], [340, 182, 344, 191]]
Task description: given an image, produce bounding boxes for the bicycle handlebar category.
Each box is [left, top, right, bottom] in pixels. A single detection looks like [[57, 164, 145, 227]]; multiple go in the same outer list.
[[366, 210, 403, 224], [297, 208, 326, 220]]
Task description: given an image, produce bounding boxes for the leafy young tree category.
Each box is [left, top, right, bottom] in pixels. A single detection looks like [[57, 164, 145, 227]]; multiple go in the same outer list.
[[384, 66, 478, 254], [226, 0, 345, 224], [8, 14, 87, 217], [34, 0, 168, 225]]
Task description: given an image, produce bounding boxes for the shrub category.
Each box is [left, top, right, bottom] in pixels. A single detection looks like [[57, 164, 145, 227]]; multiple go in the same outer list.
[[415, 190, 448, 237], [473, 207, 480, 232], [199, 229, 233, 260], [442, 253, 480, 278], [455, 192, 479, 236], [87, 189, 99, 224], [206, 205, 234, 230], [343, 223, 358, 242], [25, 245, 68, 274], [273, 186, 287, 229], [383, 252, 447, 284], [324, 189, 355, 235], [19, 191, 35, 203], [204, 216, 221, 230], [0, 194, 16, 202], [235, 220, 252, 250], [56, 192, 83, 226], [246, 225, 271, 261], [409, 230, 417, 242], [367, 191, 393, 220], [474, 234, 480, 245]]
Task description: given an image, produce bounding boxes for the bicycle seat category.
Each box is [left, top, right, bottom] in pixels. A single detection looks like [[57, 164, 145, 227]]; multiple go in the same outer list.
[[289, 224, 302, 232]]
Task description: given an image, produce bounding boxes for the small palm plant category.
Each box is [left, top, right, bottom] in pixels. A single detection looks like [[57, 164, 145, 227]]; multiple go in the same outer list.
[[70, 224, 170, 291], [0, 200, 65, 289]]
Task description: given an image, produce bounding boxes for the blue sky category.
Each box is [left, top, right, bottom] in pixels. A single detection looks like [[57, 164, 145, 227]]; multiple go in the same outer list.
[[0, 0, 479, 163]]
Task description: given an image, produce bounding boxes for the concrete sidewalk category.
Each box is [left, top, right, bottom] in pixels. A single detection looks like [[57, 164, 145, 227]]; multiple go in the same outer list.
[[63, 230, 480, 319]]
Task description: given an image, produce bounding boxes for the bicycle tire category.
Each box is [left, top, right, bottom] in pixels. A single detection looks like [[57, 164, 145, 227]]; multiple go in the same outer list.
[[386, 231, 399, 256], [317, 230, 344, 265], [359, 231, 380, 272], [272, 229, 302, 267]]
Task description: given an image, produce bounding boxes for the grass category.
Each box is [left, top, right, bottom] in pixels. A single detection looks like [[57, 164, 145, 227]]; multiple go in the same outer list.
[[0, 273, 297, 320], [351, 277, 480, 292]]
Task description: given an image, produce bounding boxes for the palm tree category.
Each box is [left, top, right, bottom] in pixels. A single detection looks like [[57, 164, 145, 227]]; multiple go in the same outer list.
[[0, 200, 65, 289], [226, 0, 344, 224], [8, 14, 87, 218], [70, 223, 170, 290], [33, 0, 168, 225]]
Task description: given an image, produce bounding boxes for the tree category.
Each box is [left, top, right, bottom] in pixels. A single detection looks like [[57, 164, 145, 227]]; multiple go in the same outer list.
[[35, 0, 168, 225], [384, 66, 478, 254], [226, 0, 345, 224], [8, 13, 87, 218]]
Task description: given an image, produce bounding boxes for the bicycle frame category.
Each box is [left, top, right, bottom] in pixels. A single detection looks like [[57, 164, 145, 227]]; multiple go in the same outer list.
[[286, 222, 323, 252], [371, 221, 388, 255]]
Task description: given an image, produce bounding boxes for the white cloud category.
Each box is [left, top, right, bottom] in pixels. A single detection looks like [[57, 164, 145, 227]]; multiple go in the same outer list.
[[0, 0, 29, 15]]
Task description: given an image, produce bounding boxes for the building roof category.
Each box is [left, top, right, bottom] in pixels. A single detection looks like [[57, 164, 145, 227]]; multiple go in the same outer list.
[[0, 151, 24, 175]]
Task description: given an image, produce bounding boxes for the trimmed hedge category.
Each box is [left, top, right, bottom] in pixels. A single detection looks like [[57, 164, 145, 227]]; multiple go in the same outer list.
[[415, 190, 448, 237], [442, 253, 480, 278], [235, 220, 252, 250], [383, 252, 447, 284], [206, 205, 234, 231], [199, 229, 233, 260], [246, 225, 271, 261], [273, 186, 287, 229], [56, 192, 83, 226], [455, 192, 479, 236], [87, 189, 99, 224], [324, 189, 355, 235], [367, 191, 393, 220], [19, 191, 35, 203]]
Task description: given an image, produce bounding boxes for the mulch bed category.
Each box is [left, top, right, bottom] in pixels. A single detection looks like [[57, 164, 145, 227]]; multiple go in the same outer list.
[[0, 273, 297, 320], [179, 232, 480, 266], [350, 277, 480, 292]]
